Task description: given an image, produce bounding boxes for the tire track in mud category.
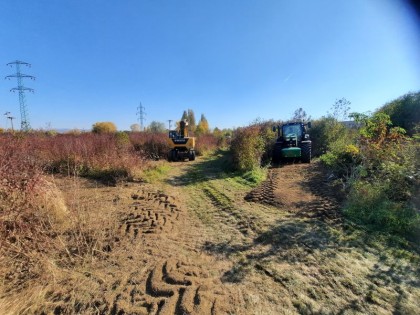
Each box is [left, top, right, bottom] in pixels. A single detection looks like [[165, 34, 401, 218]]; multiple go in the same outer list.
[[104, 187, 232, 315], [244, 168, 282, 207], [43, 180, 235, 315], [201, 182, 261, 236], [119, 189, 181, 238], [245, 163, 342, 223], [107, 259, 224, 315]]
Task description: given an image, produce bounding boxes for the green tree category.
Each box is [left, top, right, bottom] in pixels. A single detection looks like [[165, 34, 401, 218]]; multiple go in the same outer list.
[[213, 127, 222, 138], [181, 110, 188, 121], [148, 121, 166, 133], [329, 98, 351, 121], [188, 109, 196, 133], [292, 107, 311, 122], [377, 91, 420, 136], [92, 122, 117, 133], [196, 114, 210, 135], [130, 123, 141, 132]]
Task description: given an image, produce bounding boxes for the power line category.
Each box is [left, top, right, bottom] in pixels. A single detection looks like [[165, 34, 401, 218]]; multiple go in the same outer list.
[[5, 60, 35, 131]]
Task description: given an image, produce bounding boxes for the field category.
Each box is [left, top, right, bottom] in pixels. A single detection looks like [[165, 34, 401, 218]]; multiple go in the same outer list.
[[1, 141, 419, 314]]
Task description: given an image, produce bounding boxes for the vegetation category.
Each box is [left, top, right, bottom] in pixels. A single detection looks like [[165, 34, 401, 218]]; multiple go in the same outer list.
[[130, 123, 141, 132], [315, 102, 420, 241], [195, 134, 219, 156], [147, 121, 166, 133], [187, 109, 197, 133], [291, 107, 311, 122], [227, 95, 419, 243], [196, 114, 210, 135], [92, 121, 117, 133], [1, 93, 419, 313], [230, 120, 275, 173], [377, 91, 420, 136], [342, 112, 419, 240]]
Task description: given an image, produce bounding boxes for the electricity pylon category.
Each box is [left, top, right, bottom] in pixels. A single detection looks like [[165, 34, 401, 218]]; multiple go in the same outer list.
[[137, 102, 146, 131], [5, 60, 35, 131]]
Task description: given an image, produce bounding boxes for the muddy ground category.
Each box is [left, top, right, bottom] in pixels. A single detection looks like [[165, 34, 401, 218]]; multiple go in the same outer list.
[[4, 152, 419, 314]]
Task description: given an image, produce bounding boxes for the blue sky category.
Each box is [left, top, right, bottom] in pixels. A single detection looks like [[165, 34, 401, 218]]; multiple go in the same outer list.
[[0, 0, 419, 131]]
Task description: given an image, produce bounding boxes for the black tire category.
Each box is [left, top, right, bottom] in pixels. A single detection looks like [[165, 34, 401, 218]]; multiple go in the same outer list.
[[272, 143, 283, 164], [170, 149, 178, 162], [301, 141, 311, 163], [167, 151, 172, 162], [189, 150, 196, 161]]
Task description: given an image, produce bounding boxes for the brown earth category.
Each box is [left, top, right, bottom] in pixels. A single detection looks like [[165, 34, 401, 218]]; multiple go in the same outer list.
[[2, 154, 419, 314]]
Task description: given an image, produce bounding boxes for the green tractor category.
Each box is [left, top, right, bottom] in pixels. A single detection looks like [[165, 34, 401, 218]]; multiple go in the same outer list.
[[272, 121, 312, 164]]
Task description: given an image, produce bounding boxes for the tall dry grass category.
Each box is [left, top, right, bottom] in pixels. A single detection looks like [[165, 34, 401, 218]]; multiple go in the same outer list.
[[0, 132, 152, 313]]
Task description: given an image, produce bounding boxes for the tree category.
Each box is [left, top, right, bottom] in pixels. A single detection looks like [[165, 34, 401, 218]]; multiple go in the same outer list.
[[213, 127, 222, 138], [292, 107, 311, 122], [148, 121, 166, 133], [329, 98, 351, 121], [188, 109, 196, 132], [377, 91, 420, 136], [196, 114, 210, 135], [181, 110, 188, 121], [92, 122, 117, 133], [130, 123, 141, 132]]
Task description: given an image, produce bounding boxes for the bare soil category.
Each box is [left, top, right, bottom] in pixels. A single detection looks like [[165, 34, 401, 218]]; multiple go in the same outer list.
[[2, 153, 419, 314]]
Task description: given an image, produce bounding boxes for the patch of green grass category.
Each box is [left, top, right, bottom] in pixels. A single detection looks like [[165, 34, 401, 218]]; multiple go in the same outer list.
[[141, 163, 172, 183], [240, 167, 268, 187]]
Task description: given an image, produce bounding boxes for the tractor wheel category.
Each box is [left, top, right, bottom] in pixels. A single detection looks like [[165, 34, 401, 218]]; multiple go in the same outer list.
[[170, 150, 178, 162], [189, 150, 196, 161], [301, 141, 311, 163], [272, 143, 282, 164], [167, 151, 172, 162]]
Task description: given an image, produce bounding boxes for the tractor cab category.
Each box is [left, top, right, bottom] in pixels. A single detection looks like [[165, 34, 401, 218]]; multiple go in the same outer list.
[[272, 121, 312, 163], [168, 130, 179, 139]]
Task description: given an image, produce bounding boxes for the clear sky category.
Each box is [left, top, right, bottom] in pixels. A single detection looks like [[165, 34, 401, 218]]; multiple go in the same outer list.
[[0, 0, 419, 131]]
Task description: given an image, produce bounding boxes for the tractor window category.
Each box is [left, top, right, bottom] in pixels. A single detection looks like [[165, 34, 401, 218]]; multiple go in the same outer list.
[[169, 130, 178, 139], [282, 125, 302, 137]]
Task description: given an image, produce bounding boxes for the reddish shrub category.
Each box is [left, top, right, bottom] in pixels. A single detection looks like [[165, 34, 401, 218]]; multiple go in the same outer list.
[[129, 132, 170, 160], [195, 134, 219, 155]]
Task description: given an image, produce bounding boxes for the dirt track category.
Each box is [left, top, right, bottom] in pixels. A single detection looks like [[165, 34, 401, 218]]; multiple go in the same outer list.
[[21, 154, 420, 314]]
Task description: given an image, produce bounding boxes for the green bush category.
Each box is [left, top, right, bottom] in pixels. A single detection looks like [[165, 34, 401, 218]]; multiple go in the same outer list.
[[377, 91, 420, 136], [230, 121, 276, 172], [231, 126, 264, 172], [325, 111, 420, 240], [311, 117, 357, 157], [345, 181, 420, 240]]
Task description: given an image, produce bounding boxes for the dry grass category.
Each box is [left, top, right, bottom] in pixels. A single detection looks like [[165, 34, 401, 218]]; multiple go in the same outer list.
[[0, 134, 133, 313], [0, 175, 121, 314]]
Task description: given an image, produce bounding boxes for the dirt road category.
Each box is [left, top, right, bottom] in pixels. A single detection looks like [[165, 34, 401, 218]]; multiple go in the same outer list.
[[20, 152, 420, 314]]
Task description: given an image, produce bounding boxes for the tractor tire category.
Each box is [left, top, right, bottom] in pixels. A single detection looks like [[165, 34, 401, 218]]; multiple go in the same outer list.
[[301, 141, 311, 163], [272, 143, 282, 164], [189, 150, 196, 161], [170, 150, 178, 162]]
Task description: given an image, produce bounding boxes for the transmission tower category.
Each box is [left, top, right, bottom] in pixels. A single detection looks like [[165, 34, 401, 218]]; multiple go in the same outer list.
[[5, 60, 35, 131], [136, 102, 146, 131]]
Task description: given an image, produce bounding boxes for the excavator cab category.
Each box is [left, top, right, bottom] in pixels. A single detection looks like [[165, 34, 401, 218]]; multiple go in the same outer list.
[[167, 120, 196, 162]]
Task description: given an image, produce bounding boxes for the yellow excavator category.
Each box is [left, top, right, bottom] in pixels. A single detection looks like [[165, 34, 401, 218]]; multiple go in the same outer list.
[[167, 120, 196, 161]]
